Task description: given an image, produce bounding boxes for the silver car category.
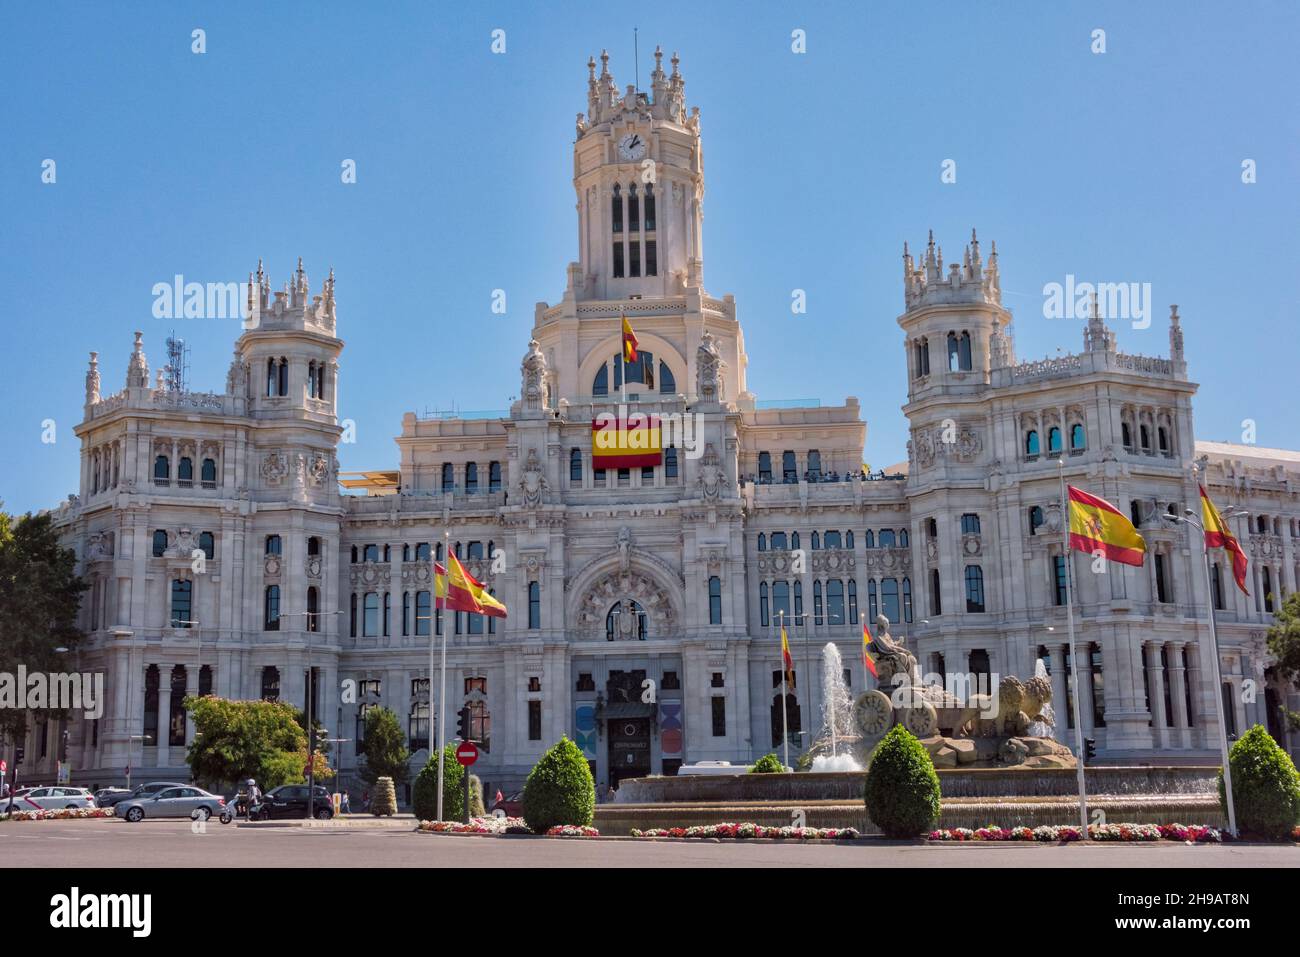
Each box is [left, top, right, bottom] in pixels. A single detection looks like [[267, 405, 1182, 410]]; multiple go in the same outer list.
[[12, 786, 96, 811], [115, 785, 226, 822]]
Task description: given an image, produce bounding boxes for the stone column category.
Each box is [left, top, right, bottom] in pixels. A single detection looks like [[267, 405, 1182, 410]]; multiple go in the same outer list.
[[1144, 642, 1167, 747], [156, 678, 172, 770], [1048, 644, 1069, 731], [1184, 639, 1204, 741], [1166, 641, 1189, 741], [1077, 645, 1096, 735]]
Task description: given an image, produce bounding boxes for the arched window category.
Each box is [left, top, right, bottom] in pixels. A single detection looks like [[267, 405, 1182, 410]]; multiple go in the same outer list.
[[959, 332, 972, 370], [592, 363, 609, 397], [178, 457, 193, 486], [415, 542, 430, 561], [265, 535, 282, 556], [307, 361, 317, 398], [658, 360, 675, 394], [864, 530, 875, 549], [811, 531, 821, 550], [488, 461, 502, 493], [277, 357, 288, 396], [758, 452, 772, 484], [644, 182, 656, 230], [1121, 422, 1133, 449], [611, 184, 623, 233], [770, 532, 787, 550], [965, 565, 986, 612], [266, 358, 277, 396], [1025, 430, 1040, 457], [914, 337, 930, 378], [791, 531, 801, 551], [1070, 423, 1086, 452], [826, 580, 845, 625], [1139, 425, 1151, 451], [947, 332, 960, 371], [899, 529, 910, 548], [845, 530, 855, 549], [628, 183, 640, 232], [1047, 427, 1063, 454], [708, 576, 722, 624], [198, 531, 214, 560], [758, 533, 767, 551], [315, 362, 325, 400], [807, 450, 822, 481], [760, 582, 770, 627], [152, 529, 168, 557], [441, 463, 454, 492], [465, 462, 478, 494], [570, 449, 583, 483], [1157, 427, 1169, 454], [307, 586, 320, 632], [153, 454, 170, 485], [201, 457, 217, 487], [782, 451, 797, 484], [605, 600, 647, 641], [264, 585, 280, 630], [170, 579, 192, 628]]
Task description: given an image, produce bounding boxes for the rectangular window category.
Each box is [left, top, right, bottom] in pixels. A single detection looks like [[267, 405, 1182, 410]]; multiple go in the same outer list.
[[711, 696, 726, 737], [528, 581, 541, 629], [1154, 553, 1169, 603], [645, 240, 657, 276], [170, 580, 192, 629], [1052, 556, 1068, 606], [528, 700, 542, 741], [629, 240, 641, 277], [612, 242, 624, 278]]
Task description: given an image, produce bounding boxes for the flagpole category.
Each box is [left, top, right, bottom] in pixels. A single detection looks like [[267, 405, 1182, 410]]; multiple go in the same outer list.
[[435, 529, 450, 822], [802, 607, 814, 761], [1059, 460, 1090, 834], [779, 610, 789, 770]]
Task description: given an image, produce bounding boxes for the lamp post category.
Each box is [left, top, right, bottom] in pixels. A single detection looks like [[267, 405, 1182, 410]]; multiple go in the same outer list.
[[110, 628, 138, 790], [1161, 503, 1247, 839], [280, 608, 344, 820]]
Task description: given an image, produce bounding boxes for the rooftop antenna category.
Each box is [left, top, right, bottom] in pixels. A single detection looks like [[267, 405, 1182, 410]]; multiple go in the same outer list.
[[162, 332, 189, 393]]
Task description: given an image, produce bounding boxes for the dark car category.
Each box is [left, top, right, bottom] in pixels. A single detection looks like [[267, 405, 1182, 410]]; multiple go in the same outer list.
[[250, 784, 334, 820], [489, 790, 523, 818], [97, 781, 186, 808]]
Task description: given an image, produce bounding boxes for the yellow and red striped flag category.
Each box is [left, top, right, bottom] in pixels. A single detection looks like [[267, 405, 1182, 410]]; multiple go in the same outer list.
[[862, 618, 878, 679], [1200, 484, 1249, 594], [780, 625, 793, 684], [591, 412, 662, 469], [434, 553, 507, 619], [622, 315, 638, 364], [1067, 485, 1147, 567]]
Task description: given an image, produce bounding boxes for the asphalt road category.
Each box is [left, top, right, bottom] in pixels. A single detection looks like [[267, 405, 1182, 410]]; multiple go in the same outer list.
[[3, 818, 1299, 867]]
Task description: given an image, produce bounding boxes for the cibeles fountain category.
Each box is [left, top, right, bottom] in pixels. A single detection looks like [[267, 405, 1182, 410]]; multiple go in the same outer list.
[[808, 615, 1076, 772], [602, 615, 1225, 834]]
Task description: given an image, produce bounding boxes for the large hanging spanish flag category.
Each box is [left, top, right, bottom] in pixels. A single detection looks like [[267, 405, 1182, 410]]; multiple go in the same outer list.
[[622, 315, 638, 364], [591, 412, 662, 469], [434, 553, 507, 618], [1067, 485, 1146, 567], [1200, 484, 1249, 594], [780, 625, 794, 685], [861, 618, 878, 678]]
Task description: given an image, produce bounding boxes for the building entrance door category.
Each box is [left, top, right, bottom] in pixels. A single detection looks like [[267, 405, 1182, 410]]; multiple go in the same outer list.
[[608, 717, 651, 786]]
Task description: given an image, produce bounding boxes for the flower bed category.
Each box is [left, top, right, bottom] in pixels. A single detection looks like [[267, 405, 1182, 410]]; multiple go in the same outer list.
[[418, 816, 525, 834], [928, 823, 1222, 843], [0, 807, 114, 822], [546, 824, 600, 837], [630, 823, 860, 841]]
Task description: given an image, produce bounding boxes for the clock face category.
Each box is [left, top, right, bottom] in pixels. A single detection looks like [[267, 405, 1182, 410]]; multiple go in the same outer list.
[[617, 132, 647, 161]]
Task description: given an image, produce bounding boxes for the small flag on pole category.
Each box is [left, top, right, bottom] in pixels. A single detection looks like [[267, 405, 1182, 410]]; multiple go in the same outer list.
[[622, 314, 638, 364], [434, 553, 508, 618], [862, 618, 878, 679], [780, 625, 793, 684], [1067, 485, 1146, 567], [1200, 484, 1249, 594]]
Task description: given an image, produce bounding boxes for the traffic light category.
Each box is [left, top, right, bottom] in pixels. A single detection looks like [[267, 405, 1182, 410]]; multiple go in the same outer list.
[[456, 706, 470, 742], [14, 745, 24, 766], [1083, 737, 1096, 764]]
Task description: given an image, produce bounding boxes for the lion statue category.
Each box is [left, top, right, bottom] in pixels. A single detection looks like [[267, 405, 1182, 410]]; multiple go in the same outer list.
[[950, 674, 1055, 738]]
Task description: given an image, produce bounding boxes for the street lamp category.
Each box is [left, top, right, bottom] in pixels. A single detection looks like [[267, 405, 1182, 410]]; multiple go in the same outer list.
[[280, 608, 344, 819], [1160, 503, 1247, 838]]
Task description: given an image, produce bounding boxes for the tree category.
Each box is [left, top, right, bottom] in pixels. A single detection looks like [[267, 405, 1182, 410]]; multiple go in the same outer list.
[[0, 508, 89, 740], [1219, 724, 1300, 840], [412, 744, 485, 822], [863, 725, 941, 838], [358, 706, 411, 786], [521, 736, 595, 833], [183, 696, 308, 791]]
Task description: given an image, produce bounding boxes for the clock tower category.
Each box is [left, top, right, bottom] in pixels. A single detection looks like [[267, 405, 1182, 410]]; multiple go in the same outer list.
[[572, 47, 704, 301]]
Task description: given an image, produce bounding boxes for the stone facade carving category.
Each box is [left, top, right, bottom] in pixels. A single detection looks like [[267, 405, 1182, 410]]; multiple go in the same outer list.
[[521, 339, 551, 412], [519, 448, 548, 507], [696, 331, 723, 403], [261, 452, 289, 486]]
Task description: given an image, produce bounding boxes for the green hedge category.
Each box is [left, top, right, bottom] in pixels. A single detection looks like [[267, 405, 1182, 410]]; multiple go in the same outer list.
[[522, 736, 594, 834], [750, 753, 784, 774], [1219, 725, 1300, 840], [863, 725, 940, 838], [413, 744, 485, 822]]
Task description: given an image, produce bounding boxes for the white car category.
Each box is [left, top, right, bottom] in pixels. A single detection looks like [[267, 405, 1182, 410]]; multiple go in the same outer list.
[[12, 786, 96, 811], [115, 785, 227, 822]]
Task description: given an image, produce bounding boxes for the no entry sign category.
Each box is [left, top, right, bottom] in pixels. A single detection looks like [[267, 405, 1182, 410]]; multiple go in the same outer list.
[[455, 742, 479, 766]]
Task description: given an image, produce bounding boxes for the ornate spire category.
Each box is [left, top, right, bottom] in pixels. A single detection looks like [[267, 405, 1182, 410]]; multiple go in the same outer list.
[[85, 351, 101, 406], [1168, 304, 1184, 361], [125, 331, 149, 389], [1083, 292, 1116, 353]]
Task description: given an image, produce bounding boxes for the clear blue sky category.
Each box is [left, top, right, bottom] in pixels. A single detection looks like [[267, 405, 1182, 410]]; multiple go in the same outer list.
[[2, 1, 1296, 514]]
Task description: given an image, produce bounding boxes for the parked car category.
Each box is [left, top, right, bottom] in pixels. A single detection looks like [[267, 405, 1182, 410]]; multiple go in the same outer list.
[[249, 784, 334, 820], [97, 781, 186, 809], [12, 786, 96, 811], [94, 787, 131, 808], [115, 785, 226, 822], [489, 790, 523, 817]]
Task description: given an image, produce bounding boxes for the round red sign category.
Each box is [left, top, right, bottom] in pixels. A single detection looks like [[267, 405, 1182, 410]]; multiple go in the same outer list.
[[455, 742, 479, 766]]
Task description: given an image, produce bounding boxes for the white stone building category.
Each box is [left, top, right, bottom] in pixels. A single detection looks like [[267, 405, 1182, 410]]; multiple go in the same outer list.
[[15, 49, 1299, 798]]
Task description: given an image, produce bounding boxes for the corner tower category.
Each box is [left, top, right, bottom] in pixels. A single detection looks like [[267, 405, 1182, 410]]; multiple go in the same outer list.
[[571, 47, 704, 301]]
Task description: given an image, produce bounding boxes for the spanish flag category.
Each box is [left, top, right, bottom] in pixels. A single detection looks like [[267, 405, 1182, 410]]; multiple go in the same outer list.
[[1067, 485, 1146, 567], [622, 315, 638, 364], [780, 625, 794, 685], [862, 618, 878, 679], [591, 412, 663, 469], [434, 553, 507, 619], [1200, 484, 1249, 594]]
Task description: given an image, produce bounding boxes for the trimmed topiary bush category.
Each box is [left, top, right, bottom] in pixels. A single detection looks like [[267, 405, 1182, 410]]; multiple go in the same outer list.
[[370, 775, 397, 816], [412, 744, 486, 822], [864, 725, 940, 838], [750, 753, 784, 774], [1218, 724, 1300, 840], [522, 736, 595, 834]]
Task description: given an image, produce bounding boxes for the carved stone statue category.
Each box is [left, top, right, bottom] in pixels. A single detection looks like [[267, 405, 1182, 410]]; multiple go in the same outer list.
[[616, 526, 632, 576], [696, 331, 724, 404], [697, 443, 724, 501], [520, 339, 550, 411], [519, 448, 548, 507]]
